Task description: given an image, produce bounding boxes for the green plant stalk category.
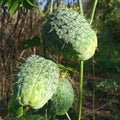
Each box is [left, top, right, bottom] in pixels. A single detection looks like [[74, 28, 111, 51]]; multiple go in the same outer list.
[[92, 57, 96, 120], [90, 0, 98, 25], [36, 6, 45, 18], [26, 0, 45, 18], [89, 0, 98, 119], [50, 0, 54, 15], [77, 0, 83, 16], [66, 112, 71, 120], [78, 61, 84, 120]]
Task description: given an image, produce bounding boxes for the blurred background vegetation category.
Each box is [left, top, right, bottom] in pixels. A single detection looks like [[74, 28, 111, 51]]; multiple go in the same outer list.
[[0, 0, 120, 120]]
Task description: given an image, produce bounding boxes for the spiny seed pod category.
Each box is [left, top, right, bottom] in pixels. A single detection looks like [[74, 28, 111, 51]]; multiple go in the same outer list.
[[13, 54, 59, 109], [49, 78, 74, 115], [43, 8, 97, 61]]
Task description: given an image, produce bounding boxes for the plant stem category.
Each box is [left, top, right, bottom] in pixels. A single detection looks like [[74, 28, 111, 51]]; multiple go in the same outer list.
[[66, 112, 71, 120], [77, 0, 83, 16], [78, 60, 84, 120], [24, 0, 45, 18], [36, 6, 45, 18], [50, 0, 53, 15], [92, 57, 96, 120], [90, 0, 98, 25]]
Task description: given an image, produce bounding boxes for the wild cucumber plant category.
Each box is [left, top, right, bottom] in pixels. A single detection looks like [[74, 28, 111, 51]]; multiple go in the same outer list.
[[49, 78, 74, 119], [8, 55, 60, 118], [8, 54, 74, 120], [13, 55, 59, 109], [3, 0, 98, 120], [43, 8, 97, 61]]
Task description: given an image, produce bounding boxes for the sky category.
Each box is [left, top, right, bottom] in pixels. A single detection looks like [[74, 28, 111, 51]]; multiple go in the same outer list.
[[39, 0, 87, 10]]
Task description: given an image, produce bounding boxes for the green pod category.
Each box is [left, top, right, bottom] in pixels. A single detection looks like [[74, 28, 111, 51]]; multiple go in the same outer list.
[[43, 8, 97, 61], [14, 54, 59, 109], [49, 78, 74, 115]]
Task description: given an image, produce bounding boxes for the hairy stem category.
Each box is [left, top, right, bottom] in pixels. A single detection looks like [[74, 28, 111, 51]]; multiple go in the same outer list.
[[78, 61, 84, 120]]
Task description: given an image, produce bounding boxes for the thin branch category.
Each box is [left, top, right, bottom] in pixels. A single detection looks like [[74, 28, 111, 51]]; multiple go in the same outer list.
[[50, 0, 53, 14], [78, 61, 84, 120], [77, 0, 83, 16], [90, 0, 98, 25]]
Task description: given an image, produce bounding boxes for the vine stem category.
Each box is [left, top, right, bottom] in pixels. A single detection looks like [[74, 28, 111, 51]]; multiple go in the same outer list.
[[66, 112, 71, 120], [36, 6, 45, 18], [89, 0, 98, 119], [27, 0, 45, 18], [50, 0, 53, 15], [77, 1, 83, 120], [77, 0, 83, 16], [78, 60, 84, 120], [90, 0, 98, 25], [77, 1, 98, 120]]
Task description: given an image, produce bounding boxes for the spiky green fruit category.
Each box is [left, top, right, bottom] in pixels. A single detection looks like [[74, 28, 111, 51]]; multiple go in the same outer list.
[[49, 78, 74, 115], [43, 8, 97, 61], [14, 54, 59, 109]]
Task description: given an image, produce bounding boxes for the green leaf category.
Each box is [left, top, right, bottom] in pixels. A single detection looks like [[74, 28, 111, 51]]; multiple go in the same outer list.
[[0, 0, 7, 5], [20, 36, 41, 50], [5, 116, 25, 120], [2, 0, 21, 16], [9, 0, 21, 16], [58, 64, 78, 73], [8, 95, 24, 117], [25, 115, 48, 120], [23, 0, 35, 9], [23, 0, 45, 17], [5, 115, 48, 120]]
